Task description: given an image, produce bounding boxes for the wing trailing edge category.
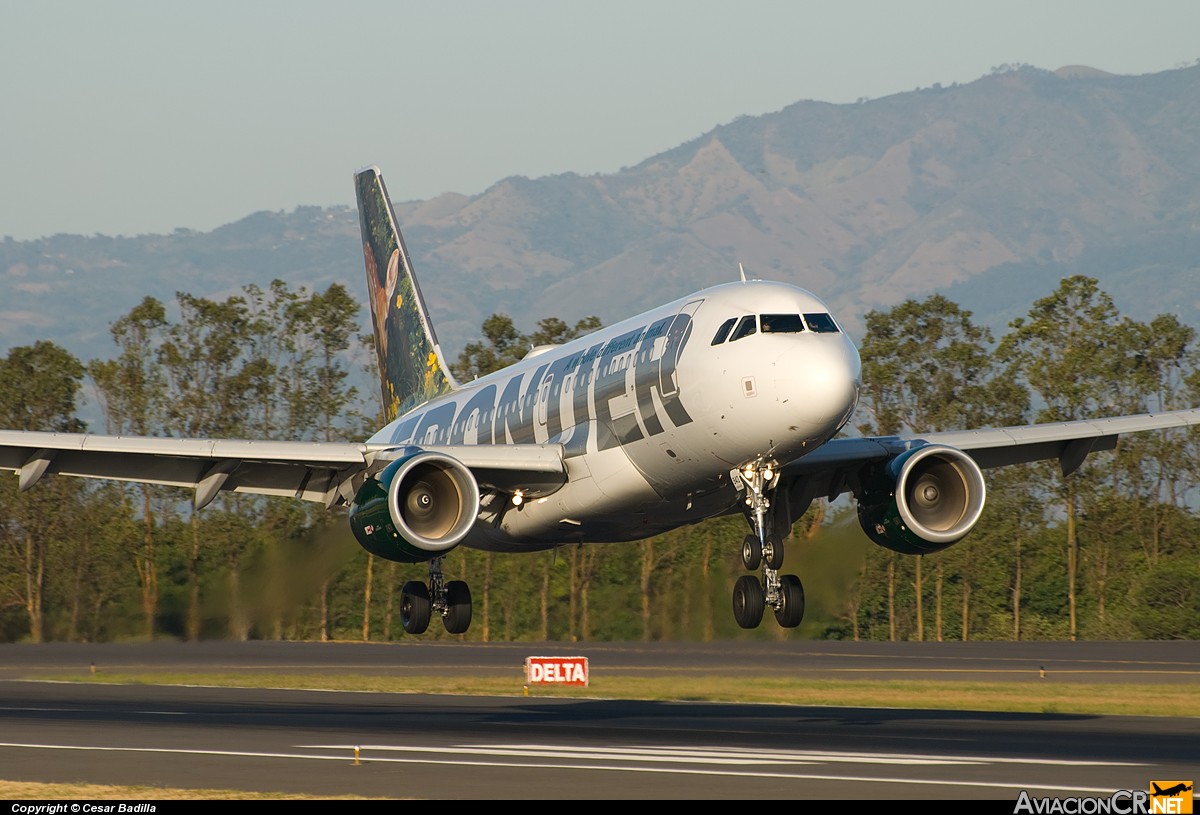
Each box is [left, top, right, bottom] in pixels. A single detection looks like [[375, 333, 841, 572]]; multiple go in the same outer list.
[[0, 430, 372, 509]]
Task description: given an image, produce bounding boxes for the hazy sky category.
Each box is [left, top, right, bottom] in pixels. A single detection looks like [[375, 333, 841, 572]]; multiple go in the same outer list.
[[3, 1, 1198, 240]]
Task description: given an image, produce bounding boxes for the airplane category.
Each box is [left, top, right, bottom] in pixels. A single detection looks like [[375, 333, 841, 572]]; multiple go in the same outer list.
[[3, 164, 1200, 636], [1152, 783, 1193, 797]]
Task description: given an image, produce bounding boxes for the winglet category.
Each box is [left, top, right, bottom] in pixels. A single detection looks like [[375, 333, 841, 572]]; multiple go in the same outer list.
[[354, 166, 458, 422]]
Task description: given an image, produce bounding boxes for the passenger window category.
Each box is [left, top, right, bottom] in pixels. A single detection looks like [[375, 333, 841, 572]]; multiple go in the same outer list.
[[760, 314, 806, 333], [711, 318, 736, 345], [729, 315, 757, 342], [803, 313, 840, 333]]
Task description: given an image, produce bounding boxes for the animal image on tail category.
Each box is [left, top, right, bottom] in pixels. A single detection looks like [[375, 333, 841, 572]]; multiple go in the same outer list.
[[355, 166, 457, 421]]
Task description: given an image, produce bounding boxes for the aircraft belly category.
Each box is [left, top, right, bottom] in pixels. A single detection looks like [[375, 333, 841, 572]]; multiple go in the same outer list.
[[495, 446, 659, 541]]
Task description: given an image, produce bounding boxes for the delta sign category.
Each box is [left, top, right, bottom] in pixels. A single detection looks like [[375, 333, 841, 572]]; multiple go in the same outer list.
[[525, 656, 589, 686]]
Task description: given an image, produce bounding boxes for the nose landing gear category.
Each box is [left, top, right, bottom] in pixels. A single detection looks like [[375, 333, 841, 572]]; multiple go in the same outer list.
[[731, 460, 805, 630]]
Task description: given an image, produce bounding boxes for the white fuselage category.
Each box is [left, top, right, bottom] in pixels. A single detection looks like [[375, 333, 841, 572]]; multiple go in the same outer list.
[[367, 280, 862, 550]]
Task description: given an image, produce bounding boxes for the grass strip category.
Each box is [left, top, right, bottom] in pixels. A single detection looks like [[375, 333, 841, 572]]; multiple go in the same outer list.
[[0, 780, 373, 799], [32, 672, 1200, 718]]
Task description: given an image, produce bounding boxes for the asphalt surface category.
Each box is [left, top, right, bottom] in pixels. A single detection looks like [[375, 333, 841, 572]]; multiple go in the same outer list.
[[2, 639, 1199, 683], [0, 641, 1197, 800]]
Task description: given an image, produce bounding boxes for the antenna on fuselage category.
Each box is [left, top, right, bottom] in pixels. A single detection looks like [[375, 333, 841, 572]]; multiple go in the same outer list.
[[738, 262, 747, 283]]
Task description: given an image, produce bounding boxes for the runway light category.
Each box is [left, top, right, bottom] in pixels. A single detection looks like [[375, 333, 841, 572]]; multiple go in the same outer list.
[[354, 745, 361, 766]]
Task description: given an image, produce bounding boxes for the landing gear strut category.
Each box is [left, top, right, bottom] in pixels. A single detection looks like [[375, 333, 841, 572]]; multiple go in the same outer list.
[[400, 557, 473, 635], [731, 460, 805, 630]]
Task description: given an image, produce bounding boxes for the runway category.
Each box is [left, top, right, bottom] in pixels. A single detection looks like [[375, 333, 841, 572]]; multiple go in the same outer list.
[[1, 641, 1197, 799], [3, 639, 1198, 683]]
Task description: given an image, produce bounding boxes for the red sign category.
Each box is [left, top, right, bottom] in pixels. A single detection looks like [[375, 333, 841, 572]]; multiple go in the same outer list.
[[525, 656, 589, 686]]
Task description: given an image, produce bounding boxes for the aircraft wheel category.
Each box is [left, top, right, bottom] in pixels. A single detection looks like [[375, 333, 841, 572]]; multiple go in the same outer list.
[[443, 580, 473, 635], [741, 534, 762, 571], [400, 580, 431, 635], [765, 532, 785, 570], [774, 574, 805, 628], [732, 575, 765, 629]]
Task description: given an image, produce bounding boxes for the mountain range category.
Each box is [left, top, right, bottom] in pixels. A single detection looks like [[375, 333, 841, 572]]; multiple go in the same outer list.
[[4, 63, 1198, 371]]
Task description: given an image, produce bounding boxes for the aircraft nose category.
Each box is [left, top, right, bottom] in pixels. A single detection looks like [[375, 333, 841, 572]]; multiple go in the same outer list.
[[774, 336, 861, 428]]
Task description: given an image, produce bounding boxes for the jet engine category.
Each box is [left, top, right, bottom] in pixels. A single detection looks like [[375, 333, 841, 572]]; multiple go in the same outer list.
[[349, 449, 480, 563], [856, 444, 986, 555]]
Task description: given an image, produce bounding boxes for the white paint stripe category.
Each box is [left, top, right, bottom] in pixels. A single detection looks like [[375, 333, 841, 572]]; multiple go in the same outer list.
[[0, 742, 1125, 794], [497, 743, 1145, 767], [301, 743, 970, 766], [303, 742, 1144, 768]]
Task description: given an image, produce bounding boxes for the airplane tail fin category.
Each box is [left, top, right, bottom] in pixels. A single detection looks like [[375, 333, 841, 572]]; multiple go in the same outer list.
[[354, 166, 458, 422]]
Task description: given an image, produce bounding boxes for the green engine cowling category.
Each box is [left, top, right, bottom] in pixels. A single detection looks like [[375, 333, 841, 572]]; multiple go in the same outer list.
[[349, 449, 481, 563], [856, 444, 986, 555]]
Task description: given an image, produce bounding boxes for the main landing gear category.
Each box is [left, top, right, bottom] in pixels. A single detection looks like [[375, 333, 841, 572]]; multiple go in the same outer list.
[[731, 460, 805, 630], [400, 557, 473, 635]]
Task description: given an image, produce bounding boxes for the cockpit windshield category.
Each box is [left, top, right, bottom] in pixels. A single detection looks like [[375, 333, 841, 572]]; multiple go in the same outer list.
[[729, 315, 758, 342], [760, 314, 806, 334], [803, 313, 840, 333], [711, 311, 841, 345]]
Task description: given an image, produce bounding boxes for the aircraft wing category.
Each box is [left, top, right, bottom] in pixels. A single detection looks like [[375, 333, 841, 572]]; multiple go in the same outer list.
[[0, 430, 567, 509], [916, 408, 1200, 472], [783, 406, 1200, 498]]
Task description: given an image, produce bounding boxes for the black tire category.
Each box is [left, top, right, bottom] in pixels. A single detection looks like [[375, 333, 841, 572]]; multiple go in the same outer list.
[[400, 580, 431, 635], [774, 574, 805, 628], [732, 575, 765, 629], [741, 534, 762, 571], [443, 580, 473, 635], [765, 532, 785, 570]]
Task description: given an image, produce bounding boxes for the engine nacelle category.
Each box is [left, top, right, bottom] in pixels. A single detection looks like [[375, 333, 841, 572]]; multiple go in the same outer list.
[[349, 449, 480, 563], [857, 444, 986, 555]]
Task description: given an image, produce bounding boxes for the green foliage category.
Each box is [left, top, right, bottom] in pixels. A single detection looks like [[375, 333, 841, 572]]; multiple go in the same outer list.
[[0, 341, 85, 432], [452, 313, 602, 381], [1131, 555, 1200, 639], [858, 294, 1026, 435]]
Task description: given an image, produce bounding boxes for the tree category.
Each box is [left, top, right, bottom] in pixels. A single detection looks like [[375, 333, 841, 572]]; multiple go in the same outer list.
[[0, 342, 86, 642], [158, 292, 256, 640], [857, 294, 1025, 436], [285, 282, 362, 442], [997, 276, 1130, 641], [90, 297, 169, 639]]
